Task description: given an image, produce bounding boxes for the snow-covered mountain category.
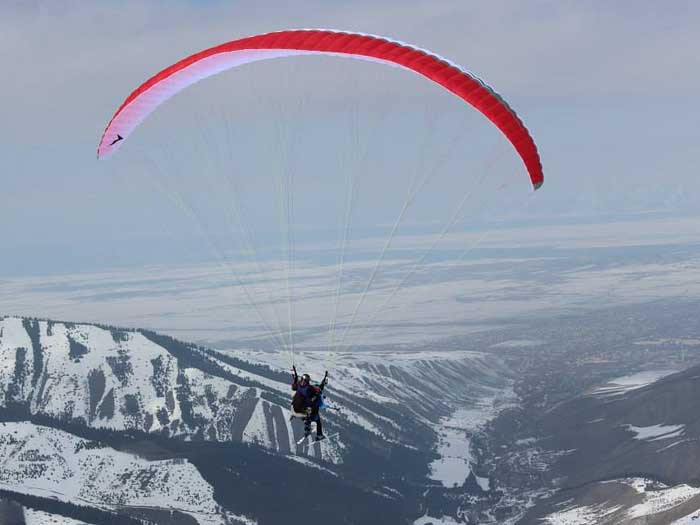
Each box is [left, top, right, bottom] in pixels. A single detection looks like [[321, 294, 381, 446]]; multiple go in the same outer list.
[[2, 306, 700, 524], [0, 315, 509, 455], [505, 364, 700, 524], [0, 422, 250, 525], [0, 315, 513, 524], [1, 316, 299, 449], [538, 477, 700, 524]]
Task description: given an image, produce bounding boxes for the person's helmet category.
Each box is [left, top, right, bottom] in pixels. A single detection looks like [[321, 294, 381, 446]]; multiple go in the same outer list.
[[301, 373, 311, 383]]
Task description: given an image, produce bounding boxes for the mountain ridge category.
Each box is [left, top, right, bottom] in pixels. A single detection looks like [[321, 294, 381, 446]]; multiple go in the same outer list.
[[0, 314, 512, 524]]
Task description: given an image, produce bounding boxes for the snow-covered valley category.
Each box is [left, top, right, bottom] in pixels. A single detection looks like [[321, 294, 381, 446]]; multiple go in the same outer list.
[[1, 298, 700, 524]]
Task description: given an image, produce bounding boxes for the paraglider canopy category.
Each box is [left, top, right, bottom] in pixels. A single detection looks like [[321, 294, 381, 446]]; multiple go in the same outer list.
[[97, 28, 543, 190]]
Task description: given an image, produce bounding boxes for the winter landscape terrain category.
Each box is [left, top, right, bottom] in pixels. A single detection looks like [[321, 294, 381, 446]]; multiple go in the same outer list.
[[1, 225, 700, 524]]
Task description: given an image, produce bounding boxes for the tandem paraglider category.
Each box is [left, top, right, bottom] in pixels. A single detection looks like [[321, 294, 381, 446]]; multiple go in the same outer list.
[[97, 28, 543, 426]]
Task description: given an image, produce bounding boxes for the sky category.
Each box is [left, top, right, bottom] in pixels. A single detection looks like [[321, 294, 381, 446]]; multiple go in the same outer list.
[[1, 1, 699, 274]]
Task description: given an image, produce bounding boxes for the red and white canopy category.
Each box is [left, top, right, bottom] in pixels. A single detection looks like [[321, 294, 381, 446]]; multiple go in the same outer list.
[[98, 29, 543, 189]]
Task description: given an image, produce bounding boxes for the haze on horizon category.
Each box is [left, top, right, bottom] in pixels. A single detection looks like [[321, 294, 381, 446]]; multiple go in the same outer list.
[[1, 1, 699, 349]]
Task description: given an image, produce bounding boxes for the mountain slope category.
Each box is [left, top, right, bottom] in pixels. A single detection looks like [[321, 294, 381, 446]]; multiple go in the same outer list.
[[516, 364, 700, 523], [0, 315, 514, 524], [0, 421, 249, 525]]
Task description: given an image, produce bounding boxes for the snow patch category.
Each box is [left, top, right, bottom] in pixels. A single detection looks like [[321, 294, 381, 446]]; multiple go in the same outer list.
[[475, 475, 490, 492], [414, 513, 463, 525], [542, 504, 622, 524], [635, 338, 700, 347], [624, 424, 685, 442], [490, 339, 544, 348], [286, 455, 338, 477], [428, 387, 515, 488], [591, 369, 677, 397], [626, 481, 700, 519], [241, 398, 269, 446], [24, 509, 91, 525]]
